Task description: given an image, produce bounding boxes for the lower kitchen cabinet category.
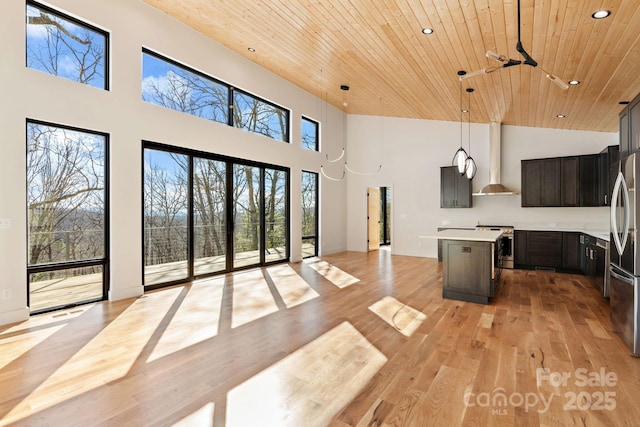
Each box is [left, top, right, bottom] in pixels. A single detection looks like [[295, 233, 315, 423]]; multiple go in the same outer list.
[[526, 231, 563, 268], [514, 230, 527, 266], [515, 230, 609, 292], [515, 230, 582, 272], [562, 232, 582, 270]]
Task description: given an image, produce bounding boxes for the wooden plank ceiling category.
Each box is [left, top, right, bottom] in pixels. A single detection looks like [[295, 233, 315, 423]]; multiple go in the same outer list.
[[142, 0, 640, 132]]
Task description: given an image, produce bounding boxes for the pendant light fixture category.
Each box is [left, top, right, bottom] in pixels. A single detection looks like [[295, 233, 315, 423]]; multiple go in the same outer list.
[[464, 87, 477, 179], [452, 71, 468, 175]]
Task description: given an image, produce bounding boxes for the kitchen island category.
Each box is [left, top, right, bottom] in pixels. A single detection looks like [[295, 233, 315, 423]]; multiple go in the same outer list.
[[436, 229, 503, 304]]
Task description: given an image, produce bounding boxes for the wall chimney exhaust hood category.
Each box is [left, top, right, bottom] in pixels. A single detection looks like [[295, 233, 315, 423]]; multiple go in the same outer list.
[[473, 122, 519, 196]]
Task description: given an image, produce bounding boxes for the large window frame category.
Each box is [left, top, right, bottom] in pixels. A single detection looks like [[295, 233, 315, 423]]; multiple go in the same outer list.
[[143, 141, 290, 289], [301, 116, 319, 151], [26, 0, 110, 90], [142, 49, 290, 143], [26, 119, 110, 314], [301, 170, 319, 258]]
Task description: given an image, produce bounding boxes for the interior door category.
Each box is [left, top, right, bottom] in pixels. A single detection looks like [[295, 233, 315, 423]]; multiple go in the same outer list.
[[367, 187, 380, 251]]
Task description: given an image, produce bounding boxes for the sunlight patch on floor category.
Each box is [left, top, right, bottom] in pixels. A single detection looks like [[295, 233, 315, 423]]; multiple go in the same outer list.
[[148, 276, 226, 362], [368, 296, 426, 337], [0, 324, 66, 370], [2, 287, 184, 425], [267, 264, 319, 308], [170, 402, 215, 427], [231, 269, 279, 329], [305, 259, 360, 288], [226, 321, 387, 427]]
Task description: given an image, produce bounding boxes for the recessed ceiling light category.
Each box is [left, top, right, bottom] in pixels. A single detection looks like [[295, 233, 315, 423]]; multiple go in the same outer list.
[[422, 28, 433, 34], [591, 10, 611, 19], [247, 47, 256, 52], [568, 80, 581, 85], [556, 114, 566, 118]]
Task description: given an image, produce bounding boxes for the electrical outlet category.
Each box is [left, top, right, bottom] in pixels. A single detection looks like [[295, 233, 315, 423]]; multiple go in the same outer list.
[[1, 289, 11, 300], [0, 218, 10, 229]]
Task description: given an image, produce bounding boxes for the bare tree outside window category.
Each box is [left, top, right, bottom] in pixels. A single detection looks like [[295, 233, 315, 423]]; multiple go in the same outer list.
[[301, 117, 319, 151], [301, 171, 318, 258], [142, 52, 228, 124], [265, 168, 287, 261], [143, 149, 189, 285], [26, 2, 107, 89], [27, 123, 106, 266], [233, 91, 289, 142], [26, 121, 107, 312]]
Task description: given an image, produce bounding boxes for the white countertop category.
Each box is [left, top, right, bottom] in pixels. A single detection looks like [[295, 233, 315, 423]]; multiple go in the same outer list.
[[423, 229, 503, 242]]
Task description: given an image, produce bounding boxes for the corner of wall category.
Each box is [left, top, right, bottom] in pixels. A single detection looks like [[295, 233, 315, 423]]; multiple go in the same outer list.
[[0, 307, 30, 327], [109, 285, 144, 302]]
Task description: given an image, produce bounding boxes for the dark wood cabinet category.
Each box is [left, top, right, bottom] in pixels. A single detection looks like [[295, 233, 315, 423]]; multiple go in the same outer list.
[[440, 166, 472, 208], [521, 158, 560, 207], [514, 230, 527, 266], [442, 239, 493, 304], [620, 107, 630, 158], [630, 97, 640, 155], [522, 149, 618, 208], [580, 154, 600, 207], [562, 232, 582, 270], [561, 156, 580, 207], [600, 145, 619, 206], [526, 231, 563, 268], [521, 160, 541, 207]]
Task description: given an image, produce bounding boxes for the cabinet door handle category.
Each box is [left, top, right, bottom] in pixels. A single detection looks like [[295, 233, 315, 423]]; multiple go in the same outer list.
[[605, 194, 608, 205]]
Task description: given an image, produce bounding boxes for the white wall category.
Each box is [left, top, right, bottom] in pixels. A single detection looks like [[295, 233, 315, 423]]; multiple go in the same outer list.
[[0, 0, 347, 325], [346, 115, 618, 257]]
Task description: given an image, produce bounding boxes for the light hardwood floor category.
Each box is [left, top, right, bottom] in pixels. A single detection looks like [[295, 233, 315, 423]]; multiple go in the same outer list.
[[2, 250, 639, 426]]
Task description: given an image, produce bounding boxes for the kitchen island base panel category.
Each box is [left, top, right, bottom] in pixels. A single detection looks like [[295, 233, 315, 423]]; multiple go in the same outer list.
[[442, 239, 496, 304], [443, 289, 490, 305]]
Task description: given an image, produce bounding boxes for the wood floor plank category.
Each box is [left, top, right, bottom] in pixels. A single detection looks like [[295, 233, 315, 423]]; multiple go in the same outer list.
[[1, 250, 640, 426]]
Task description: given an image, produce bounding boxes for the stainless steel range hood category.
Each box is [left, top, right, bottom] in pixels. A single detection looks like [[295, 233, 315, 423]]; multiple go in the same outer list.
[[473, 122, 518, 196]]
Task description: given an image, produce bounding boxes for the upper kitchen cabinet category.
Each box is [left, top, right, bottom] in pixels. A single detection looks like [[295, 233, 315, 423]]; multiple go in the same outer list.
[[630, 96, 640, 156], [580, 154, 600, 207], [522, 148, 617, 208], [561, 156, 580, 207], [620, 107, 630, 159], [600, 145, 619, 206], [521, 158, 561, 207], [440, 166, 472, 208]]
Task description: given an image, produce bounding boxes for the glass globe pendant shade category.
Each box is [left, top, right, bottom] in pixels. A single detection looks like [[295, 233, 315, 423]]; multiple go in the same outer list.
[[452, 147, 469, 175], [465, 156, 477, 179]]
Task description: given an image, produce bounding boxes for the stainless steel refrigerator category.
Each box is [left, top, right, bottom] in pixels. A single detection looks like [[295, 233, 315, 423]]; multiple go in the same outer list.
[[610, 153, 640, 356]]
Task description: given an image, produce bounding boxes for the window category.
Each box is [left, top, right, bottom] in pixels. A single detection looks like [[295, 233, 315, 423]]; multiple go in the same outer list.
[[26, 1, 109, 89], [142, 50, 229, 124], [301, 117, 319, 151], [27, 120, 108, 313], [301, 171, 319, 258], [233, 89, 289, 142], [143, 142, 290, 288], [141, 50, 291, 143]]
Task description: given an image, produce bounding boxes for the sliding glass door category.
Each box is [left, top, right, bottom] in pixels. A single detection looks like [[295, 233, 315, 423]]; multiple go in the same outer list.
[[265, 168, 288, 262], [193, 158, 226, 275], [233, 164, 261, 269], [143, 143, 289, 287], [143, 149, 189, 286]]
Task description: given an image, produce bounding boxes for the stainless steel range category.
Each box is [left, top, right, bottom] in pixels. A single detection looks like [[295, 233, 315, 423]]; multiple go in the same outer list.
[[476, 225, 514, 269]]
